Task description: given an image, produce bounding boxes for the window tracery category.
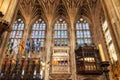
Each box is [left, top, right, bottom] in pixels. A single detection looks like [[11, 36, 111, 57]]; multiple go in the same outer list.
[[53, 18, 68, 46], [31, 18, 46, 47], [6, 18, 25, 55], [100, 11, 118, 63], [76, 18, 92, 46]]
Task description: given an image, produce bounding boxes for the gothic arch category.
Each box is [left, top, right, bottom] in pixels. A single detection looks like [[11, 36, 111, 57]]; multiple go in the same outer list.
[[75, 15, 92, 27], [75, 4, 93, 29], [29, 17, 47, 35], [29, 17, 47, 30], [9, 10, 26, 31], [51, 1, 70, 28], [19, 0, 47, 27], [16, 11, 26, 25]]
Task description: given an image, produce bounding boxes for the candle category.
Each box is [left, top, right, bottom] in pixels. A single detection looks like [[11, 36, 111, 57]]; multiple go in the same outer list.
[[22, 70, 24, 75], [98, 44, 106, 61], [34, 70, 36, 75]]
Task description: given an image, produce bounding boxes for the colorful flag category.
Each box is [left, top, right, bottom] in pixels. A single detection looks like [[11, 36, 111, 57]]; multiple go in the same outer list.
[[31, 40, 35, 53], [25, 39, 30, 53], [36, 39, 41, 52], [35, 39, 41, 53], [19, 40, 25, 54], [7, 41, 13, 54], [12, 39, 19, 54], [5, 58, 9, 65]]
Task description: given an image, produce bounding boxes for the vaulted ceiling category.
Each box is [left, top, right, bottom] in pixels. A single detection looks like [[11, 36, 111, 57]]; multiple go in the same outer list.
[[19, 0, 98, 24]]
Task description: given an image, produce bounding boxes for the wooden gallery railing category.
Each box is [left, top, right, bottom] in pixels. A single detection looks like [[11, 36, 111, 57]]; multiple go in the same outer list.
[[75, 44, 103, 75]]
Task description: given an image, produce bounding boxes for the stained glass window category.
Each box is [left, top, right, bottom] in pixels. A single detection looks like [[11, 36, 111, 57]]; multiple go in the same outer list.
[[108, 43, 117, 62], [31, 18, 46, 47], [6, 18, 25, 54], [100, 11, 118, 63], [76, 18, 92, 46], [102, 20, 117, 62], [53, 18, 68, 46]]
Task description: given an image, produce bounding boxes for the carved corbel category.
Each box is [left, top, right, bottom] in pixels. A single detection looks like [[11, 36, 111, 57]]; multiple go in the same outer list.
[[0, 11, 9, 36]]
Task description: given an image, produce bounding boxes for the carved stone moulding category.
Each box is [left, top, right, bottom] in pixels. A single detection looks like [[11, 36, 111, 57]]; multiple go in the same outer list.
[[0, 11, 9, 35], [0, 19, 9, 35], [50, 73, 71, 79]]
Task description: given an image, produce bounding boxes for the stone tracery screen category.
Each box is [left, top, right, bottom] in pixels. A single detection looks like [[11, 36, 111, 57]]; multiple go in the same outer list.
[[51, 47, 70, 73], [53, 18, 68, 46], [76, 18, 92, 46]]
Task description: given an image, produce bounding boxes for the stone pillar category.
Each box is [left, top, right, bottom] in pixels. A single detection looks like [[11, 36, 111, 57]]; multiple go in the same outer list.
[[93, 10, 109, 61], [111, 0, 120, 22], [70, 21, 76, 80], [21, 21, 31, 56], [0, 0, 4, 7], [44, 21, 52, 80]]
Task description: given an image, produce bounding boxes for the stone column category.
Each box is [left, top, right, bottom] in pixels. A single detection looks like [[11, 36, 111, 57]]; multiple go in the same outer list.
[[70, 21, 76, 80], [111, 0, 120, 22], [0, 0, 4, 7], [44, 20, 52, 80], [21, 21, 31, 56]]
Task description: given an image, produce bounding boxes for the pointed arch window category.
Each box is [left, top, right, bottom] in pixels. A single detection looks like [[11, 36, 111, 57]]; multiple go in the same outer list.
[[100, 12, 118, 63], [53, 18, 68, 46], [6, 18, 25, 54], [76, 18, 92, 46], [31, 18, 46, 47]]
